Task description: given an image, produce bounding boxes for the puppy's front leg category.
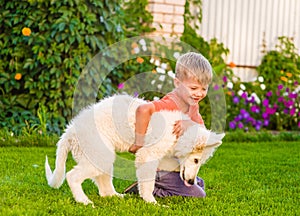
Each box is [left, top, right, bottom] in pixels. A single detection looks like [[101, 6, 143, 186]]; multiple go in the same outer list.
[[138, 178, 156, 203], [135, 150, 159, 204]]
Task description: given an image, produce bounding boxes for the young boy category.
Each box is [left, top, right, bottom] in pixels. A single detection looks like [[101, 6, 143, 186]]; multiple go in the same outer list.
[[125, 52, 213, 198]]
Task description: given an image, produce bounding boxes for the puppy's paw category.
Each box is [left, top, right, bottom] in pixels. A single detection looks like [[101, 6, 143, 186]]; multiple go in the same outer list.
[[76, 197, 93, 206], [115, 193, 124, 198], [143, 195, 157, 204]]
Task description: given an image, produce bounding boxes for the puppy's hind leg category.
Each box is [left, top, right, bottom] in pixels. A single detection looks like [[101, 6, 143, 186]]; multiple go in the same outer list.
[[94, 171, 123, 198], [66, 163, 96, 206]]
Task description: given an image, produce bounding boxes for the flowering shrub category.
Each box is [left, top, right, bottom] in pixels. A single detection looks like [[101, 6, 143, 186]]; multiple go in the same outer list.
[[228, 83, 300, 131], [226, 37, 300, 131]]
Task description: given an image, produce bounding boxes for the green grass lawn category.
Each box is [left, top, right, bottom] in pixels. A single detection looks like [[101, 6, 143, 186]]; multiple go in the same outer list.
[[0, 141, 299, 215]]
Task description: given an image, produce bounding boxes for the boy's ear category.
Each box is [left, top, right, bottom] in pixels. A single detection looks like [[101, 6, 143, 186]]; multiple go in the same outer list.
[[173, 78, 180, 88]]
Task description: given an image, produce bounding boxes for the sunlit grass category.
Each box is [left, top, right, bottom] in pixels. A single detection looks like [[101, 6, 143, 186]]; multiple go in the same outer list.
[[1, 140, 299, 215]]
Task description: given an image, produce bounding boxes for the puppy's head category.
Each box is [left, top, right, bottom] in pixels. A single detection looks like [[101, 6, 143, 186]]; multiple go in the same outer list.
[[175, 125, 210, 186]]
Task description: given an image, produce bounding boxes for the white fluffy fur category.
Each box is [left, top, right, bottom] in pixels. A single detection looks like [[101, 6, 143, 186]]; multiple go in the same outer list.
[[45, 95, 224, 205]]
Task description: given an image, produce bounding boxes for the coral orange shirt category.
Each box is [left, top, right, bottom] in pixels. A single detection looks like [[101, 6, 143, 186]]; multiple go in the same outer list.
[[151, 92, 204, 125]]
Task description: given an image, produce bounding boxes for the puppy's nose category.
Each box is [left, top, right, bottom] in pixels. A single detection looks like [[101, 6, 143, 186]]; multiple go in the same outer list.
[[188, 179, 194, 185]]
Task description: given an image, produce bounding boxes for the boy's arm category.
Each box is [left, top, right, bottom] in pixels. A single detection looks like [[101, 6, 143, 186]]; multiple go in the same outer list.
[[129, 102, 155, 154]]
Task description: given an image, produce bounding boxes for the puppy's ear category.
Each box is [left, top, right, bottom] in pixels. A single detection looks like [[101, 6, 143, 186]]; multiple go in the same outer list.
[[192, 143, 205, 153], [206, 132, 225, 147]]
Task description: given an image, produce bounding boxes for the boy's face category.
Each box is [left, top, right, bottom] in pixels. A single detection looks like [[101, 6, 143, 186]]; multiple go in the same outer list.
[[174, 77, 208, 105]]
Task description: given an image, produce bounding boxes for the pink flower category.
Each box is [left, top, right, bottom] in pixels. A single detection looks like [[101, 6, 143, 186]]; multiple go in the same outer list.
[[266, 107, 276, 115], [266, 91, 272, 97], [290, 108, 296, 116], [262, 99, 269, 107], [278, 97, 284, 102], [118, 83, 124, 89], [288, 92, 297, 99]]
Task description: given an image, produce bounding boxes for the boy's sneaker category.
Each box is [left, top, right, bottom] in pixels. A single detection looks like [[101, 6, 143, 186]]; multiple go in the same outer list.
[[123, 182, 139, 194]]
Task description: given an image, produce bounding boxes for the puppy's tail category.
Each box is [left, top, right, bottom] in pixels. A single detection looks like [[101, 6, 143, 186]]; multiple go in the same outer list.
[[45, 135, 70, 188]]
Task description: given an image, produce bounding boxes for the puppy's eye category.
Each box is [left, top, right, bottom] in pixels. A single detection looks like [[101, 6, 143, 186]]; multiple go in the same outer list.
[[194, 158, 199, 164]]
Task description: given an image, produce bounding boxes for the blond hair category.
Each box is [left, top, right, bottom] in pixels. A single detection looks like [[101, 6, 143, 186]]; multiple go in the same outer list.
[[175, 52, 213, 85]]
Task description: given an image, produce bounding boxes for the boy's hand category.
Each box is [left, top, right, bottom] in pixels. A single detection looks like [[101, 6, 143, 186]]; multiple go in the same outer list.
[[129, 144, 142, 154], [172, 120, 196, 138]]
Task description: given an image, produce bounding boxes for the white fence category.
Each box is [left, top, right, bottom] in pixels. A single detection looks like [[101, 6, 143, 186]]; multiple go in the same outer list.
[[198, 0, 300, 81]]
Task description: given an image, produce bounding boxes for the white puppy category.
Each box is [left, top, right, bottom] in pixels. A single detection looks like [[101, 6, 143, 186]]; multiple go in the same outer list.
[[45, 95, 224, 205]]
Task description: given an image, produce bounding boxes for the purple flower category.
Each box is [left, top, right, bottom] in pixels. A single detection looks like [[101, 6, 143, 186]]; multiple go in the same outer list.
[[223, 76, 228, 83], [290, 108, 296, 116], [238, 122, 244, 129], [240, 109, 247, 115], [284, 100, 294, 108], [229, 121, 236, 129], [246, 116, 254, 124], [266, 91, 272, 97], [278, 84, 284, 90], [286, 87, 290, 92], [214, 85, 220, 90], [255, 124, 261, 131], [262, 99, 269, 107], [283, 109, 289, 114], [241, 92, 248, 99], [234, 115, 242, 121], [240, 109, 250, 119], [276, 91, 280, 96], [251, 119, 257, 126], [294, 81, 299, 86], [243, 112, 250, 119], [278, 97, 284, 102], [262, 112, 269, 119], [263, 119, 269, 126], [233, 96, 240, 104], [250, 105, 260, 113], [298, 122, 300, 128], [266, 107, 276, 115], [133, 92, 139, 97], [118, 83, 124, 89], [288, 92, 297, 99]]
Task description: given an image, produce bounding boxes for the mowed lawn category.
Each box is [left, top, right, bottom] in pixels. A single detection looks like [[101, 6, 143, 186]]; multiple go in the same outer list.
[[0, 141, 299, 215]]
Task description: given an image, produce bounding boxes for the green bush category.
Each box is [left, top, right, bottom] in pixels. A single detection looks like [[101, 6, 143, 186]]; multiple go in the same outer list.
[[0, 0, 153, 134], [257, 36, 300, 93]]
